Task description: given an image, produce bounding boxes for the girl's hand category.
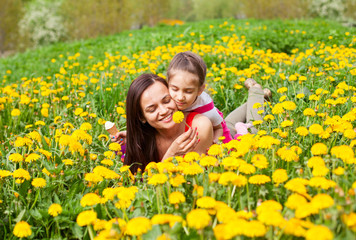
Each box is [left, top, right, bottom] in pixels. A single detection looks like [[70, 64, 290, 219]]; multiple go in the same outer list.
[[110, 131, 127, 145], [166, 127, 199, 157]]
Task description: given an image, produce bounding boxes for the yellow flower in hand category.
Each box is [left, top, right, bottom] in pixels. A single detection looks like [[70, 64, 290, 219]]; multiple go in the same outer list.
[[172, 111, 184, 123]]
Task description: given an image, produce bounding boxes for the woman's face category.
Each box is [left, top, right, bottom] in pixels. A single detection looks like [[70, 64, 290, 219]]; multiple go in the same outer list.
[[140, 81, 178, 130]]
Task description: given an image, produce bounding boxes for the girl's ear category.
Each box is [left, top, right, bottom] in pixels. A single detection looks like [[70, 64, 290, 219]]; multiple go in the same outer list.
[[198, 84, 206, 95]]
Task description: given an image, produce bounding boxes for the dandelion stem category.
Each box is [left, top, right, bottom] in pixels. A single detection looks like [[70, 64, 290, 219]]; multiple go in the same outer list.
[[87, 225, 95, 240], [246, 183, 250, 211], [29, 190, 40, 211], [227, 185, 231, 207], [156, 187, 161, 214]]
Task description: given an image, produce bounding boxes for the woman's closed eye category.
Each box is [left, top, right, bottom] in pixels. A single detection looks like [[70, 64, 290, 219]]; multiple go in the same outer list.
[[162, 95, 172, 104], [145, 106, 156, 113]]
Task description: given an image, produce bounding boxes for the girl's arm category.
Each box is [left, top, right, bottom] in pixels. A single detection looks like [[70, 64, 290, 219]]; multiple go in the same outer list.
[[161, 114, 213, 160], [190, 114, 213, 154]]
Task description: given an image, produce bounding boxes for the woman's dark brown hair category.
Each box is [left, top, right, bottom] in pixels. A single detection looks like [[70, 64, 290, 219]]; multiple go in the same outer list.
[[167, 51, 207, 86], [124, 73, 168, 174]]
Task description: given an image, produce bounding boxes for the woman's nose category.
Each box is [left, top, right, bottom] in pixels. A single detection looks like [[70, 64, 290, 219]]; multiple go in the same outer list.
[[159, 104, 169, 114]]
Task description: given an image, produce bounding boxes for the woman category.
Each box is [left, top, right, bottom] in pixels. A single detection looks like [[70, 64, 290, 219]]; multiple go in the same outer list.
[[121, 73, 213, 173]]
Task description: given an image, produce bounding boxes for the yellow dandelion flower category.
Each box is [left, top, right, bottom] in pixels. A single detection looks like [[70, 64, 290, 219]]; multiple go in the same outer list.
[[331, 145, 355, 164], [281, 120, 293, 128], [169, 191, 186, 205], [257, 210, 285, 227], [263, 114, 275, 121], [76, 210, 97, 226], [48, 203, 62, 217], [187, 209, 211, 230], [197, 196, 216, 209], [172, 111, 184, 123], [31, 178, 46, 188], [303, 108, 316, 117], [62, 159, 73, 165], [13, 169, 31, 180], [80, 122, 92, 131], [125, 217, 152, 236], [98, 134, 109, 141], [305, 225, 333, 240], [9, 153, 23, 163], [103, 151, 115, 159], [84, 173, 103, 183], [282, 101, 296, 110], [109, 142, 121, 151], [333, 166, 345, 176], [169, 174, 186, 187], [251, 154, 269, 169], [100, 159, 114, 166], [25, 153, 41, 163], [295, 202, 319, 219], [285, 193, 308, 210], [277, 147, 299, 162], [296, 126, 309, 136], [243, 220, 267, 237], [218, 172, 238, 186], [232, 175, 247, 187], [200, 156, 218, 167], [272, 169, 288, 185], [310, 193, 334, 210], [309, 177, 336, 190], [13, 221, 32, 238], [208, 173, 220, 183], [182, 162, 203, 175], [249, 174, 271, 185], [239, 163, 256, 175], [151, 214, 183, 227], [81, 193, 102, 207], [74, 108, 84, 116], [0, 170, 12, 178], [11, 108, 21, 117], [184, 152, 200, 162], [148, 173, 168, 186], [116, 107, 125, 115], [221, 156, 240, 170], [309, 124, 324, 135], [35, 120, 45, 126], [208, 144, 222, 156], [311, 143, 328, 155], [307, 156, 325, 168]]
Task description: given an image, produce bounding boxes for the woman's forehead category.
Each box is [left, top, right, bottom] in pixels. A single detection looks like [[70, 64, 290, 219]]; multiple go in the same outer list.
[[140, 81, 169, 105]]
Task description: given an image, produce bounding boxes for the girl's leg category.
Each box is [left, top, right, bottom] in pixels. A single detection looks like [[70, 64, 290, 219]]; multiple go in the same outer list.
[[225, 85, 265, 136], [246, 85, 264, 133], [225, 103, 247, 136]]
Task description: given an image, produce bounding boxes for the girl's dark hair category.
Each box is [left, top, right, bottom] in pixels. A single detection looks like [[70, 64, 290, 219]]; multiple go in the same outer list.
[[167, 51, 207, 86], [124, 73, 168, 174]]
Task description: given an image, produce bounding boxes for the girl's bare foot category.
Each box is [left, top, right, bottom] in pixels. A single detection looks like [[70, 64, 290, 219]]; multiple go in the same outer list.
[[264, 88, 272, 101], [244, 78, 257, 89]]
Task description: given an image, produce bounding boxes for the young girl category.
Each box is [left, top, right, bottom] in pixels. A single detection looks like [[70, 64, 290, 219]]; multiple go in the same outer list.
[[167, 51, 270, 143], [167, 51, 232, 143]]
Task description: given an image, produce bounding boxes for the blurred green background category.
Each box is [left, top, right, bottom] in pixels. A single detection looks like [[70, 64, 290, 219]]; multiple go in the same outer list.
[[1, 0, 356, 56]]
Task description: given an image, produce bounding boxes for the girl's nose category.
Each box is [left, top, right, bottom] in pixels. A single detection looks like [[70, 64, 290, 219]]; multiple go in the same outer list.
[[177, 92, 185, 101]]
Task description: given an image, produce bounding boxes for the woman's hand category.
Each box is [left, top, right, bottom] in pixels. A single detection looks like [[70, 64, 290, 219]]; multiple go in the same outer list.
[[110, 131, 127, 145], [164, 127, 199, 158]]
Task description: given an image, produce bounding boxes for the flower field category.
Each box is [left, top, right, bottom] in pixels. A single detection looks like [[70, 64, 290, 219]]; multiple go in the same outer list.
[[0, 19, 356, 239]]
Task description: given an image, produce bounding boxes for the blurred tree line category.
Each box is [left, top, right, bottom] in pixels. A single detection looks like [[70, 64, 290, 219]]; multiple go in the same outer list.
[[1, 0, 355, 55]]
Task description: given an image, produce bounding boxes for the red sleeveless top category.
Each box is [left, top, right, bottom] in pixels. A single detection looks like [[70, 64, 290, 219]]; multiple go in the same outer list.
[[185, 112, 199, 131]]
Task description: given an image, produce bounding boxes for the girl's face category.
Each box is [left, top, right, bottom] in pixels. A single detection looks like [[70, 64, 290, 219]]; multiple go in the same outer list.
[[168, 70, 205, 111], [140, 81, 177, 130]]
